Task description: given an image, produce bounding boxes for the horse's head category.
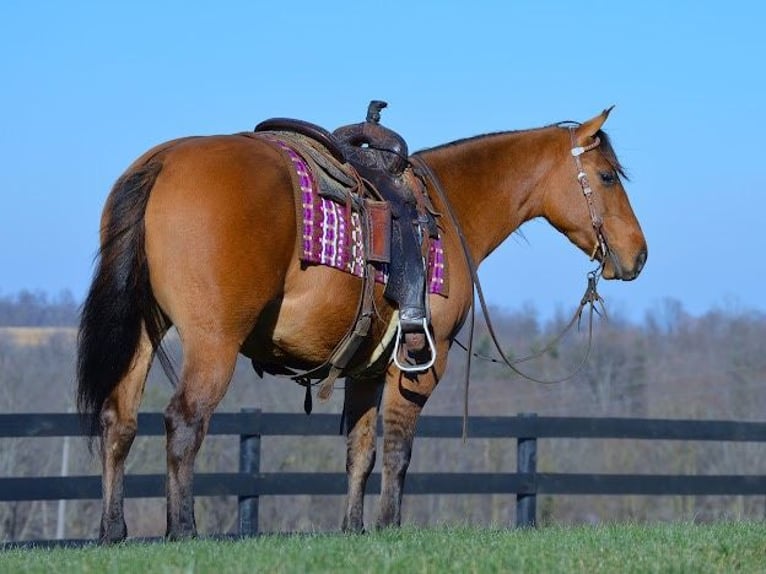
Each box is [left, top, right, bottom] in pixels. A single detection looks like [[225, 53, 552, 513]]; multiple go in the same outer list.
[[543, 108, 647, 280]]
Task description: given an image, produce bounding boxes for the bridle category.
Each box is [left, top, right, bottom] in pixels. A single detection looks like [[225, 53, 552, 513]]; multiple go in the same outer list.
[[567, 125, 611, 264], [565, 124, 627, 279]]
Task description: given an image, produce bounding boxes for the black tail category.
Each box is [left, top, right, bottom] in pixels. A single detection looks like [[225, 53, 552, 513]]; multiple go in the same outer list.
[[76, 160, 175, 443]]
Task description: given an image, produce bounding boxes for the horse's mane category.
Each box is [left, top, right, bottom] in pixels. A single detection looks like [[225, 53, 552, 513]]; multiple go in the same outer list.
[[415, 124, 629, 181], [414, 127, 540, 155]]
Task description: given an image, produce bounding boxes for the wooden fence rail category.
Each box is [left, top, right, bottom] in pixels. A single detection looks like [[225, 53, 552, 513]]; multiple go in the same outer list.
[[2, 410, 766, 538]]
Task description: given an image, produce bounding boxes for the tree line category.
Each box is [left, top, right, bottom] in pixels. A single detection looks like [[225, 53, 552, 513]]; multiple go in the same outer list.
[[0, 290, 79, 326]]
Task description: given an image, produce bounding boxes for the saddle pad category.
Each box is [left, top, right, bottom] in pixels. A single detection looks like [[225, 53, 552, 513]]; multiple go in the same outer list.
[[274, 138, 446, 295]]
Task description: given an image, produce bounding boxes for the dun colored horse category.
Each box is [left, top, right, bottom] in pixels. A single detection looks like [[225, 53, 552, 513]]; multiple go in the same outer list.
[[77, 107, 647, 541]]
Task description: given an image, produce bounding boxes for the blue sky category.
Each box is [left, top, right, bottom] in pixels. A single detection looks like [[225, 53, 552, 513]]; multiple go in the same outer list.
[[1, 1, 763, 322]]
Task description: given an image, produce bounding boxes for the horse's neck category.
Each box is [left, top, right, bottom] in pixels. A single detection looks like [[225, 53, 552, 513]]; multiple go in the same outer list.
[[419, 128, 560, 264]]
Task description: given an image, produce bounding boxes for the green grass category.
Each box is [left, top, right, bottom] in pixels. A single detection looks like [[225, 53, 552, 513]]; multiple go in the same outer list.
[[3, 523, 766, 573]]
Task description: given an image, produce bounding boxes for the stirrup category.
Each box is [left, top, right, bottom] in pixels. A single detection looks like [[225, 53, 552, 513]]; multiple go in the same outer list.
[[392, 318, 436, 373]]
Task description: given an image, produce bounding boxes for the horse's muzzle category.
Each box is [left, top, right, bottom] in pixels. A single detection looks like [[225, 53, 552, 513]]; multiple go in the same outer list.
[[605, 246, 647, 281]]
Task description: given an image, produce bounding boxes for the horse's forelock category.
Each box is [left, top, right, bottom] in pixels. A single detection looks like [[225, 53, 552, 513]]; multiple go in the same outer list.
[[596, 130, 629, 181]]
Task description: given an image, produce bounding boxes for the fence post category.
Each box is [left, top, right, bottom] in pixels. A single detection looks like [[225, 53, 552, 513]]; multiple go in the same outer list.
[[238, 407, 261, 536], [516, 412, 537, 528]]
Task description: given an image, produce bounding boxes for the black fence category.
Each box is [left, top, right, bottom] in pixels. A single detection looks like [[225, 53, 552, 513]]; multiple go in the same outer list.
[[2, 410, 766, 539]]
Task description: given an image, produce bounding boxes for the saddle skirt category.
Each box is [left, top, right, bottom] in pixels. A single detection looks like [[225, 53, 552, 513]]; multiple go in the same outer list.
[[260, 132, 448, 296]]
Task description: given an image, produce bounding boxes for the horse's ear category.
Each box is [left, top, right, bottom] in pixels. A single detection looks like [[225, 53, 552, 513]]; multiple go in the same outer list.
[[575, 106, 615, 145]]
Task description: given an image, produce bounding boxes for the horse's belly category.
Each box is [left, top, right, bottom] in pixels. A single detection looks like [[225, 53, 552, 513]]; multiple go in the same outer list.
[[241, 266, 391, 370]]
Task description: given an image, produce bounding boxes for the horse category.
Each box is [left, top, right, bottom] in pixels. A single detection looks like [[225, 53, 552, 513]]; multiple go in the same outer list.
[[76, 107, 647, 541]]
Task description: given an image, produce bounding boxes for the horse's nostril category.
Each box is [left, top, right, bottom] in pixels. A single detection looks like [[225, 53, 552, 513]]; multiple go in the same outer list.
[[635, 248, 648, 274]]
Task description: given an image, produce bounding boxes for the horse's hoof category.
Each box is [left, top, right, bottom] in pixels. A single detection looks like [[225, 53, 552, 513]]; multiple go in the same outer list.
[[165, 529, 198, 542], [341, 517, 366, 534], [99, 522, 127, 544], [99, 535, 126, 545]]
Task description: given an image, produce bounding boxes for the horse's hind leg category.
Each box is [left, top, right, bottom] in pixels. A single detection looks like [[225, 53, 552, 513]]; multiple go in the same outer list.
[[164, 334, 239, 540], [99, 326, 154, 543], [342, 376, 383, 532]]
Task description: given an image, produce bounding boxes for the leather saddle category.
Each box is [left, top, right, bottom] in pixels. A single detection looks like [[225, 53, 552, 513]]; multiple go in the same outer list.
[[254, 101, 438, 378]]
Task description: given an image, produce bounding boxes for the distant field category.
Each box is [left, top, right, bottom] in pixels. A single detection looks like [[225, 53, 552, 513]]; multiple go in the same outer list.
[[3, 523, 766, 573], [0, 327, 76, 346]]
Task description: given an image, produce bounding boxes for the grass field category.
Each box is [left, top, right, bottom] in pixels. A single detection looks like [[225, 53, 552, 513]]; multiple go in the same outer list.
[[3, 522, 765, 573]]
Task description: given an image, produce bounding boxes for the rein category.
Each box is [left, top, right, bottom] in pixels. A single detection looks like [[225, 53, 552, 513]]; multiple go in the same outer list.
[[452, 270, 605, 370]]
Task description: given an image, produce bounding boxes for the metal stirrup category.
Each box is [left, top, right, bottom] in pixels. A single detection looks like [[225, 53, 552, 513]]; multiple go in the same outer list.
[[392, 318, 437, 373]]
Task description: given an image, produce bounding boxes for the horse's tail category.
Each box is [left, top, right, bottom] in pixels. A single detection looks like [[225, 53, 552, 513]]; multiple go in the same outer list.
[[76, 159, 174, 443]]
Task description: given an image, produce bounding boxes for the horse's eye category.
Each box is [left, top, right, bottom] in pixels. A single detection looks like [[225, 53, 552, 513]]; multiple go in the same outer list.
[[599, 171, 618, 186]]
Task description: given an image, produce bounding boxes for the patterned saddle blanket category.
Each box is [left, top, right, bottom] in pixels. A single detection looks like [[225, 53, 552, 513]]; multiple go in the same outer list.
[[265, 134, 447, 296]]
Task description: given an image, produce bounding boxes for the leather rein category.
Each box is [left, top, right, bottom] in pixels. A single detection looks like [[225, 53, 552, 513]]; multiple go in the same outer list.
[[410, 127, 612, 425]]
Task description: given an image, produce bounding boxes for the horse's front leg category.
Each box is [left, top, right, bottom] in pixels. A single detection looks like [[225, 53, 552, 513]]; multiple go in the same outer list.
[[376, 364, 441, 529], [342, 376, 383, 532]]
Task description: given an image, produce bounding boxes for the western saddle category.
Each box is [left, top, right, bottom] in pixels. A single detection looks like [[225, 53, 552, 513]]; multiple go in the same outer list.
[[254, 101, 439, 402]]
